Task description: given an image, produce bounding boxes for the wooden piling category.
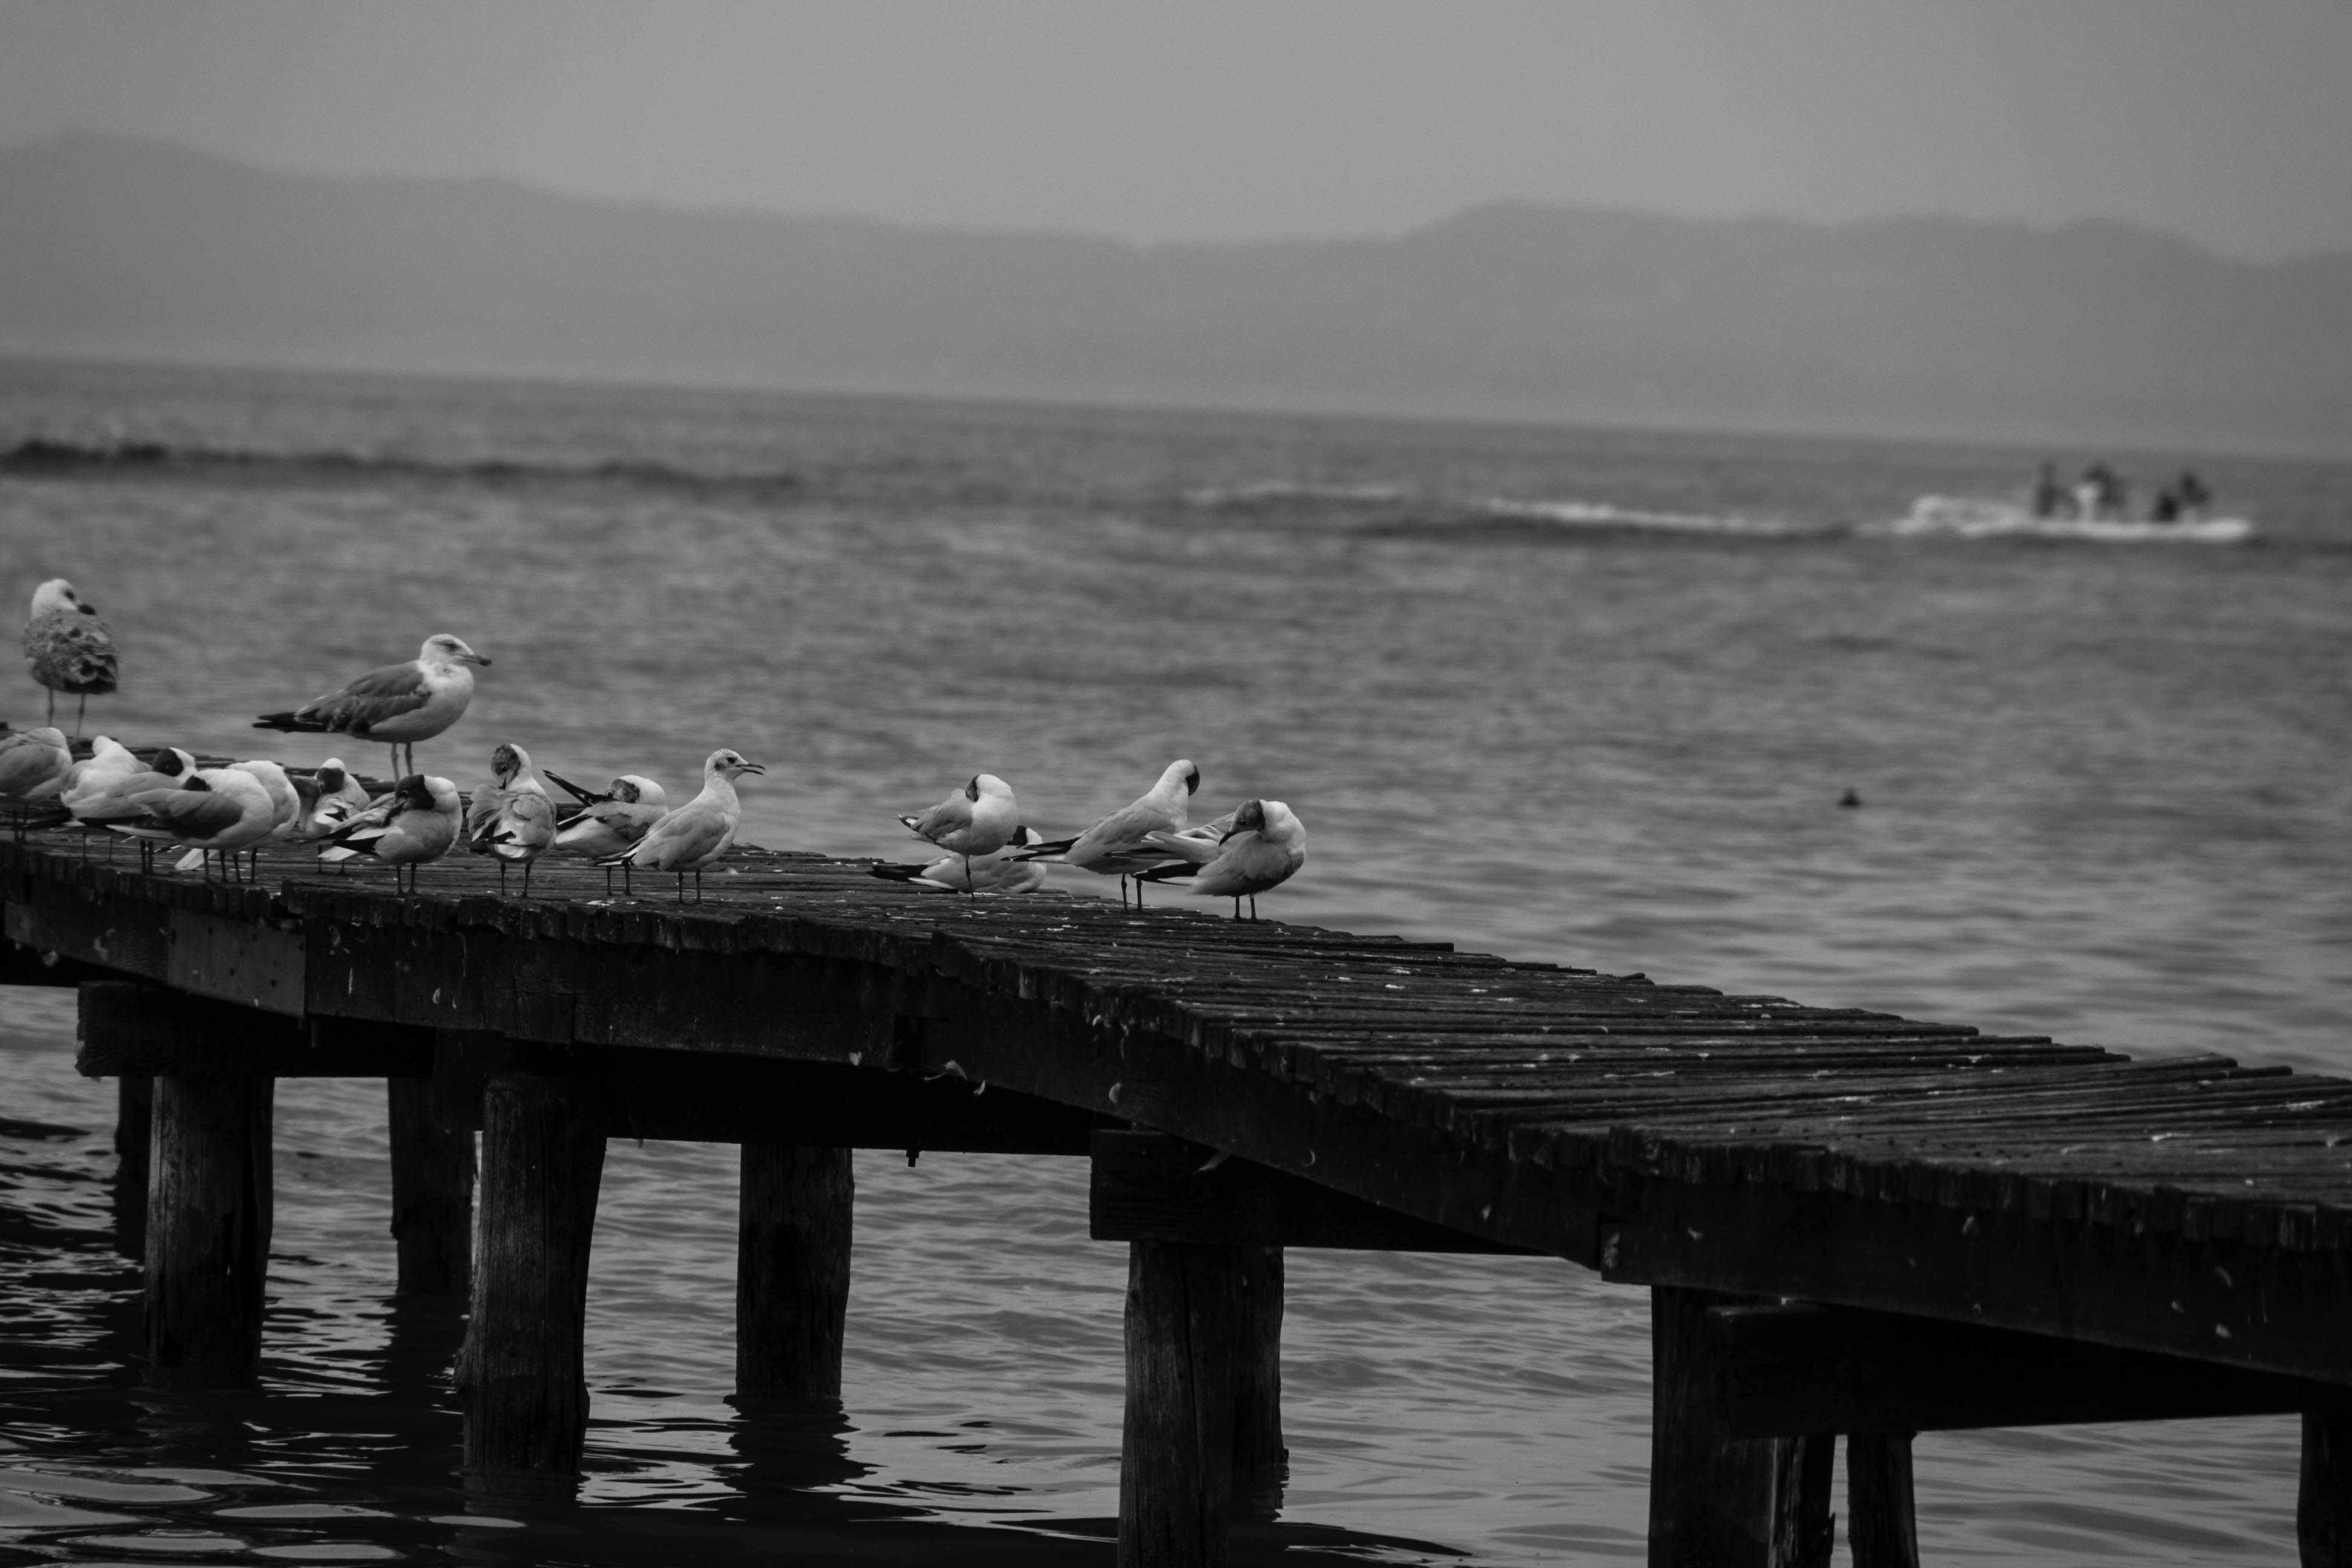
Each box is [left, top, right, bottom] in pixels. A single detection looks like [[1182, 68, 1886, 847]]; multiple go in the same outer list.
[[388, 1076, 474, 1298], [1231, 1245, 1287, 1522], [145, 1072, 275, 1386], [1648, 1285, 1835, 1568], [1847, 1432, 1920, 1568], [1120, 1240, 1241, 1568], [2302, 1413, 2352, 1567], [735, 1142, 853, 1402], [114, 1073, 152, 1172], [465, 1072, 606, 1479]]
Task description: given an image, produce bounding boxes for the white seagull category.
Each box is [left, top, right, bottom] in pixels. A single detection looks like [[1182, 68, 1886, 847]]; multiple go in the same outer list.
[[52, 743, 197, 849], [22, 580, 118, 737], [293, 759, 373, 841], [896, 773, 1019, 895], [0, 728, 74, 822], [111, 768, 278, 882], [547, 771, 669, 894], [601, 748, 763, 903], [465, 742, 557, 897], [1137, 799, 1307, 920], [1021, 758, 1200, 906], [254, 633, 490, 777], [872, 825, 1049, 895], [318, 774, 463, 893]]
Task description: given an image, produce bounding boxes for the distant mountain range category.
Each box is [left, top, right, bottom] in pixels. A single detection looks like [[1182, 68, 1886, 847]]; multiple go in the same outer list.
[[4, 135, 2348, 454]]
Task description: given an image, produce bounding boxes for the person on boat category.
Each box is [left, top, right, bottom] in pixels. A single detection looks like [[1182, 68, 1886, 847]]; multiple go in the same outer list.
[[2176, 470, 2211, 522], [2152, 486, 2181, 523], [2030, 462, 2067, 519], [2078, 463, 2127, 522]]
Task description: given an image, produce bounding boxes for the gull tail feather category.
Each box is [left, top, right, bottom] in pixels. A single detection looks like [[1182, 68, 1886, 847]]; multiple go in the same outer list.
[[1132, 861, 1199, 884], [543, 769, 607, 806], [253, 711, 332, 734]]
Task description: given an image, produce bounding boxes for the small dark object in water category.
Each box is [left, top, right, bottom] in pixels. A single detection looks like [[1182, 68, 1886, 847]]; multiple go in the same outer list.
[[1838, 788, 1863, 808]]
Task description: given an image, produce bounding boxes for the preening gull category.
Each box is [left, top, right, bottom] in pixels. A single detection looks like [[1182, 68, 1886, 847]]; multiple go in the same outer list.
[[1138, 799, 1306, 920], [254, 634, 489, 777], [872, 825, 1048, 895], [897, 773, 1018, 895], [548, 771, 669, 895], [1021, 758, 1199, 906], [318, 774, 462, 893], [465, 742, 555, 897], [293, 759, 373, 841], [601, 748, 762, 903], [111, 767, 277, 882], [22, 580, 118, 736], [0, 729, 74, 825]]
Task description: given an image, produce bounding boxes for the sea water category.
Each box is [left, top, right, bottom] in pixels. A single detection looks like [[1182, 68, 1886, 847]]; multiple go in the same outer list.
[[2, 359, 2348, 1564]]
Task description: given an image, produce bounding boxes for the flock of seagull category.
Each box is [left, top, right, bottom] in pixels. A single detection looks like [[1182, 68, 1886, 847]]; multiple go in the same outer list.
[[4, 579, 1307, 916]]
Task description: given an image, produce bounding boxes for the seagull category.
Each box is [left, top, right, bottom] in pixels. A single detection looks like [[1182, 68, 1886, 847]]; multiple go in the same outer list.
[[897, 773, 1019, 895], [317, 774, 462, 893], [547, 771, 668, 894], [39, 735, 140, 844], [465, 742, 555, 897], [22, 580, 118, 736], [1021, 759, 1200, 907], [292, 759, 373, 841], [0, 728, 74, 835], [1137, 799, 1307, 920], [192, 759, 301, 878], [253, 633, 489, 777], [50, 743, 196, 860], [600, 748, 762, 904], [111, 768, 278, 882], [872, 825, 1049, 895]]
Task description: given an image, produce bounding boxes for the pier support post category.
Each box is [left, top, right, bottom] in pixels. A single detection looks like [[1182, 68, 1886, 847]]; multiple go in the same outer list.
[[736, 1142, 853, 1402], [2302, 1413, 2352, 1566], [1120, 1240, 1243, 1568], [1847, 1433, 1920, 1568], [112, 1073, 153, 1249], [388, 1076, 474, 1298], [1648, 1285, 1835, 1568], [146, 1071, 275, 1386], [465, 1073, 605, 1480], [1232, 1245, 1287, 1522]]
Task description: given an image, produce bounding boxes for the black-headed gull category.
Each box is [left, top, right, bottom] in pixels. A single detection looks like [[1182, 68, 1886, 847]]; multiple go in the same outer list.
[[464, 742, 556, 897], [548, 771, 668, 894], [872, 825, 1048, 895], [112, 767, 278, 882], [1138, 799, 1306, 920], [601, 748, 763, 903], [22, 580, 117, 736], [1021, 758, 1199, 907], [318, 774, 462, 893], [254, 633, 489, 777], [897, 773, 1019, 895]]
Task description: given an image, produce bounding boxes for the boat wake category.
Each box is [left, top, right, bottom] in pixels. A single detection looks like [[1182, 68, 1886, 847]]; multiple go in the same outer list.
[[0, 436, 802, 495]]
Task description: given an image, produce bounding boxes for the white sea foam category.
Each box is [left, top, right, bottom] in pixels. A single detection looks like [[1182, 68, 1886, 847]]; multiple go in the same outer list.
[[1876, 495, 2257, 544], [1474, 496, 1829, 538], [1183, 479, 1407, 507]]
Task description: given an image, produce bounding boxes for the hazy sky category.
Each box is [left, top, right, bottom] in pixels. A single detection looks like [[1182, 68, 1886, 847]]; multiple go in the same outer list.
[[4, 1, 2348, 258]]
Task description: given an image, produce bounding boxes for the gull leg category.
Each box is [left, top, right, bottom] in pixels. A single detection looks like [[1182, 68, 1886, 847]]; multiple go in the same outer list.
[[498, 861, 508, 897], [676, 872, 686, 905], [1251, 895, 1259, 921], [75, 693, 88, 738], [964, 854, 974, 897], [45, 689, 54, 725]]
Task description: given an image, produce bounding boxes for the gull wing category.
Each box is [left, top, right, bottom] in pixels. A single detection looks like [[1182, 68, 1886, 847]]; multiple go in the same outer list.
[[299, 661, 431, 734]]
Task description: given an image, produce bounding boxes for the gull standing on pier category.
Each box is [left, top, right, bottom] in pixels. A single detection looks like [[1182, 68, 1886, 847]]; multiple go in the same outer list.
[[601, 748, 762, 903], [51, 745, 195, 846], [465, 742, 556, 897], [896, 773, 1018, 895], [293, 759, 373, 841], [1021, 758, 1200, 906], [0, 729, 74, 826], [872, 825, 1048, 894], [22, 580, 118, 737], [253, 634, 489, 777], [547, 771, 668, 893], [1138, 799, 1307, 920], [112, 768, 278, 881], [318, 775, 462, 893]]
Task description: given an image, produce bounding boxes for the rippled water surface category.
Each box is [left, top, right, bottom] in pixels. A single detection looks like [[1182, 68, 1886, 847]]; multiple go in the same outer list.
[[3, 360, 2350, 1564]]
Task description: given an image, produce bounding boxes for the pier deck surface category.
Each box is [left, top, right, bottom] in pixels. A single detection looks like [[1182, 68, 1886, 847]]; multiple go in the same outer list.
[[6, 817, 2350, 1389]]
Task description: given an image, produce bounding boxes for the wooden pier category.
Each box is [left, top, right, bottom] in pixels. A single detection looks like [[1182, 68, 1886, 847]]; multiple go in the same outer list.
[[6, 814, 2352, 1566]]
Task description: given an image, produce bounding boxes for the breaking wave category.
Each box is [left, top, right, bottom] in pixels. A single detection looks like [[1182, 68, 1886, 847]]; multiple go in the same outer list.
[[0, 436, 802, 494], [1182, 479, 1409, 508]]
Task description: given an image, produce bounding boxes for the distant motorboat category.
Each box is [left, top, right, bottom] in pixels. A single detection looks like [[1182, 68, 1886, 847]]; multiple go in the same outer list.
[[1878, 495, 2255, 544]]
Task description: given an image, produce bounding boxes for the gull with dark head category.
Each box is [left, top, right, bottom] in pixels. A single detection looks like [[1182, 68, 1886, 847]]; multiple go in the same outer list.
[[872, 825, 1048, 895], [548, 771, 669, 894], [318, 774, 462, 894], [465, 742, 556, 897], [1138, 799, 1307, 920], [601, 748, 762, 904], [22, 580, 118, 736], [1021, 758, 1200, 906], [293, 759, 373, 841], [111, 767, 277, 882], [254, 633, 489, 777]]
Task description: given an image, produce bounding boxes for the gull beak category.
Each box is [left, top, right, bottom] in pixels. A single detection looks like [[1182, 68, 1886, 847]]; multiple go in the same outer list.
[[739, 762, 767, 775], [1218, 825, 1243, 844], [467, 654, 492, 666]]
